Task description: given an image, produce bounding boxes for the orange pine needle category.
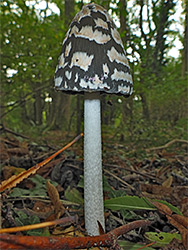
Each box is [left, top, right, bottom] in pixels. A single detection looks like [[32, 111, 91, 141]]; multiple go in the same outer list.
[[136, 241, 156, 250]]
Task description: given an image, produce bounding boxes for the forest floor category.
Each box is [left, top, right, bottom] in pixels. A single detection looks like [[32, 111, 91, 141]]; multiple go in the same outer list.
[[0, 128, 188, 249]]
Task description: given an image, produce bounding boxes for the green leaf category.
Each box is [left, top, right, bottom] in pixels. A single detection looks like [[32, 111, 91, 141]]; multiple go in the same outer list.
[[9, 175, 58, 198], [153, 199, 182, 215], [10, 187, 31, 197], [14, 211, 43, 236], [10, 174, 47, 197], [64, 186, 84, 205], [145, 232, 182, 247], [104, 196, 156, 211]]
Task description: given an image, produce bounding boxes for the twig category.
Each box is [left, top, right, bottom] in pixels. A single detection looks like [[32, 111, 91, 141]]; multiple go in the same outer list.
[[146, 139, 188, 151], [0, 219, 152, 249], [5, 196, 80, 206], [0, 216, 77, 234], [0, 124, 29, 139], [104, 169, 135, 191], [136, 241, 156, 250], [0, 85, 49, 119], [104, 163, 159, 181]]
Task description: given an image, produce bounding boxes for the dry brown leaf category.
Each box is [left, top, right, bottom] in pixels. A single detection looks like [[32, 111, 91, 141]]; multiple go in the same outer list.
[[167, 215, 188, 249], [181, 198, 188, 217], [142, 191, 164, 200], [141, 183, 172, 196], [162, 175, 173, 188], [97, 220, 105, 235], [46, 180, 65, 219], [2, 166, 25, 180], [56, 225, 84, 237], [151, 200, 188, 249], [7, 147, 28, 155], [46, 180, 60, 206], [141, 184, 188, 209], [32, 201, 54, 218], [0, 142, 9, 162], [150, 200, 172, 216], [172, 214, 188, 228]]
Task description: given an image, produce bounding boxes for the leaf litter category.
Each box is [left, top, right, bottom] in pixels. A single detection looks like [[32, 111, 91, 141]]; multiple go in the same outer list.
[[0, 132, 188, 249]]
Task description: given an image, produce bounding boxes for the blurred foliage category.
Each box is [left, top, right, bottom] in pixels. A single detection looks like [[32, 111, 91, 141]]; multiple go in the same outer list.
[[0, 0, 187, 148]]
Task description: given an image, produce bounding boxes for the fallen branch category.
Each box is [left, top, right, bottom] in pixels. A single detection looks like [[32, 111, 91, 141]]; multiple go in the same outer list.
[[146, 139, 188, 152], [0, 219, 151, 249], [0, 124, 29, 139]]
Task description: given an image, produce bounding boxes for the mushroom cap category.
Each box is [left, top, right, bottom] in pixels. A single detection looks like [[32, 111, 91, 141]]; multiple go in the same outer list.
[[55, 3, 133, 96]]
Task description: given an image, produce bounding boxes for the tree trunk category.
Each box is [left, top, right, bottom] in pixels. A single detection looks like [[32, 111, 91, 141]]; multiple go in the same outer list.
[[34, 89, 42, 125], [47, 91, 71, 130], [182, 0, 188, 77], [140, 92, 150, 120], [47, 0, 74, 131], [119, 0, 133, 124], [76, 95, 82, 134], [21, 99, 30, 125], [65, 0, 75, 28], [152, 0, 175, 72]]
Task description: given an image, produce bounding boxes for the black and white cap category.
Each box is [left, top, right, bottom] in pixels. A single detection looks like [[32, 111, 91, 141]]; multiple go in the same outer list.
[[55, 3, 133, 96]]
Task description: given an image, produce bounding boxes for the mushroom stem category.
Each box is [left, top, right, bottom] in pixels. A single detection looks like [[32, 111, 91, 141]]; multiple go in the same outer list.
[[84, 92, 105, 236]]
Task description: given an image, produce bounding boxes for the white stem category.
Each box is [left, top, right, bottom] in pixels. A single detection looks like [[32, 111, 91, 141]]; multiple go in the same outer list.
[[84, 92, 105, 236]]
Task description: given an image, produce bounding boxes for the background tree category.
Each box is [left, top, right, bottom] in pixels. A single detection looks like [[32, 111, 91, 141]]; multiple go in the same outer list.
[[0, 0, 187, 146], [182, 0, 188, 77]]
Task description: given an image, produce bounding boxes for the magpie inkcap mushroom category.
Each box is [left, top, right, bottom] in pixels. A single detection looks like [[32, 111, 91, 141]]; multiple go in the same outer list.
[[54, 3, 133, 236], [55, 3, 133, 96]]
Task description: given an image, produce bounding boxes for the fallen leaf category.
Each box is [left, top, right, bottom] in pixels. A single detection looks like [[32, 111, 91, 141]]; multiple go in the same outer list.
[[141, 184, 188, 210], [166, 215, 188, 249], [0, 142, 9, 162], [46, 181, 65, 219], [150, 201, 172, 216], [2, 166, 25, 180], [97, 220, 105, 235], [64, 186, 84, 205], [162, 176, 173, 188], [172, 214, 188, 228], [181, 198, 188, 216], [32, 201, 54, 218], [7, 147, 28, 155], [145, 231, 181, 247], [151, 200, 188, 249]]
